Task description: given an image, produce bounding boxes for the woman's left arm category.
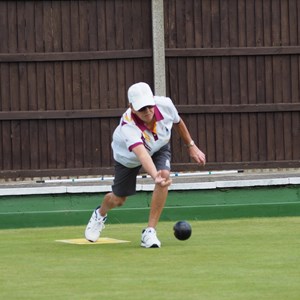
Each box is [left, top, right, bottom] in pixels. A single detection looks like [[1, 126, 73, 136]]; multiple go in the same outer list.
[[173, 119, 206, 166]]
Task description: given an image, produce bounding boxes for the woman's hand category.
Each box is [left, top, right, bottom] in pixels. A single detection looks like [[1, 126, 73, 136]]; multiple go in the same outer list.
[[154, 170, 172, 187], [188, 145, 206, 166]]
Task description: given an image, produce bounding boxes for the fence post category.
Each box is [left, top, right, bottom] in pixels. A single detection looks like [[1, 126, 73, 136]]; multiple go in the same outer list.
[[152, 0, 166, 96]]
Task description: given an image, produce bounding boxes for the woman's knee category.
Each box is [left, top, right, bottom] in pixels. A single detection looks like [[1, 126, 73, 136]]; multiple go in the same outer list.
[[111, 194, 127, 207], [160, 169, 170, 180]]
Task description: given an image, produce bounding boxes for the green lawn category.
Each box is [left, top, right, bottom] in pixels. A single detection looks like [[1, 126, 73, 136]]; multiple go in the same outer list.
[[1, 217, 299, 300]]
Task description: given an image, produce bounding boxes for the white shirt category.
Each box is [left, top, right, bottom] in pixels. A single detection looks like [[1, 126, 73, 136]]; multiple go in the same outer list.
[[112, 96, 181, 168]]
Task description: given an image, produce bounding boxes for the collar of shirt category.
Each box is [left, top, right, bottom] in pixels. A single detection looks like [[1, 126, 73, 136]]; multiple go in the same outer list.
[[131, 105, 164, 132]]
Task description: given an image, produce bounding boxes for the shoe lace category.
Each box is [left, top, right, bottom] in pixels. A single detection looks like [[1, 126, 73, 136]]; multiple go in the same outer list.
[[143, 228, 157, 241], [90, 215, 106, 231]]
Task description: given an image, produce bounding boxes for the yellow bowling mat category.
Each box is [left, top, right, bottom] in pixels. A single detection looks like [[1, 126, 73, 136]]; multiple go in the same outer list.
[[56, 238, 130, 245]]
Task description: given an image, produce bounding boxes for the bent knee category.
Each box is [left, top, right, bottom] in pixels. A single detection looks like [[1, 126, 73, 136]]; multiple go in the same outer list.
[[112, 194, 127, 207], [160, 169, 170, 180]]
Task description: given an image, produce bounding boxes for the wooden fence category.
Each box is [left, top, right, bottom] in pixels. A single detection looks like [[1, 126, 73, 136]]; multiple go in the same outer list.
[[0, 0, 299, 179], [164, 0, 300, 171]]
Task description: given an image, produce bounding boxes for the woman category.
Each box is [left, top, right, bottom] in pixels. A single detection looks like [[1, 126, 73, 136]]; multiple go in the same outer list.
[[85, 82, 206, 248]]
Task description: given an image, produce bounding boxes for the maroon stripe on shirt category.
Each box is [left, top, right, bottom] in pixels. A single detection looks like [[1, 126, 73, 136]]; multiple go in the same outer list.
[[129, 142, 143, 152]]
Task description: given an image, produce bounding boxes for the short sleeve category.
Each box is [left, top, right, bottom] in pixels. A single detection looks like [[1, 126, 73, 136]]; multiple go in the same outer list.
[[120, 123, 143, 151]]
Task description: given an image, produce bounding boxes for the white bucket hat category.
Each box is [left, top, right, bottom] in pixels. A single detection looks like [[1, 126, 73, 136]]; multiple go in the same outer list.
[[128, 82, 155, 111]]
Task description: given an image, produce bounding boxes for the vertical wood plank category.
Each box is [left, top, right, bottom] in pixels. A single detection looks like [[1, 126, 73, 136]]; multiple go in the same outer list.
[[0, 2, 8, 53], [43, 2, 57, 169], [186, 0, 198, 164], [15, 2, 29, 170], [272, 0, 285, 160], [141, 0, 152, 48], [280, 1, 293, 160], [70, 1, 84, 168], [255, 0, 267, 161], [229, 0, 241, 162], [245, 1, 259, 162], [60, 2, 75, 168], [201, 1, 215, 163], [0, 3, 8, 170], [289, 0, 300, 160], [34, 1, 47, 170], [79, 1, 92, 167], [7, 2, 17, 53], [2, 121, 12, 170], [8, 1, 22, 172], [262, 0, 276, 161], [216, 0, 228, 162]]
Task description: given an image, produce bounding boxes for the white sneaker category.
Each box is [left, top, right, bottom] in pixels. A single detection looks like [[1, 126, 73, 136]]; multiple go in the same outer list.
[[141, 227, 161, 248], [85, 206, 107, 242]]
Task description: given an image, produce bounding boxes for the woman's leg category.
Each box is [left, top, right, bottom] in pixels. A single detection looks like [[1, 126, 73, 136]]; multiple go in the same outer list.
[[147, 169, 170, 228], [98, 192, 127, 216]]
